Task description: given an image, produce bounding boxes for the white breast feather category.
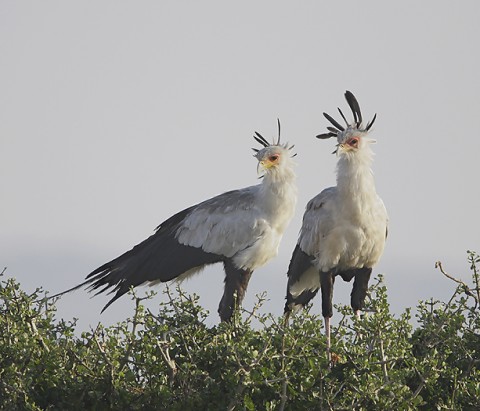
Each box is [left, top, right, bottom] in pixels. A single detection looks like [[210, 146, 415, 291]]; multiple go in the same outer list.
[[298, 151, 388, 273]]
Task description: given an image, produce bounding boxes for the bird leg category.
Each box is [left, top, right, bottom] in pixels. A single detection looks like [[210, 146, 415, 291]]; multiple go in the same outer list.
[[351, 268, 372, 345], [350, 267, 372, 314], [324, 316, 331, 362], [218, 260, 252, 322], [320, 271, 335, 362]]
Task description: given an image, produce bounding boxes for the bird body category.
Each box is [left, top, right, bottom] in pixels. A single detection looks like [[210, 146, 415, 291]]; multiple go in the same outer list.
[[176, 173, 296, 271], [55, 124, 296, 322], [285, 91, 387, 355], [300, 143, 386, 273]]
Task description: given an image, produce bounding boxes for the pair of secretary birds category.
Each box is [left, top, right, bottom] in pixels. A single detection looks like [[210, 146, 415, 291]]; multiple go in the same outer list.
[[54, 91, 388, 351]]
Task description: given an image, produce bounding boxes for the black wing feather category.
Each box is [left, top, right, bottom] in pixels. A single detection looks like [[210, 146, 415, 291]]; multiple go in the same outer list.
[[286, 244, 315, 282], [89, 232, 224, 312], [54, 204, 224, 312], [284, 245, 318, 313]]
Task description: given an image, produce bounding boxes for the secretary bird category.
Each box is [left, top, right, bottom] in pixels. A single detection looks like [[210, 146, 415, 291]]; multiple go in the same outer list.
[[284, 91, 388, 355], [55, 122, 297, 321]]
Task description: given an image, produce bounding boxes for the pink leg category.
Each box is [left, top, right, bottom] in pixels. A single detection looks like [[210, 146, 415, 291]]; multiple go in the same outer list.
[[324, 316, 331, 363]]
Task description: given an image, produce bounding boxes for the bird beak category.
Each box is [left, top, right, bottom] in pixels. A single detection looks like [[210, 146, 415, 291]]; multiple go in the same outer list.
[[337, 143, 357, 155], [257, 161, 266, 177], [337, 144, 346, 156], [257, 159, 275, 178], [259, 159, 275, 170]]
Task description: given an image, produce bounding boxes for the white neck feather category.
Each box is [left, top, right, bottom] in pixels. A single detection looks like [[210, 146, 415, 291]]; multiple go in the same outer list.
[[259, 160, 297, 222], [262, 162, 296, 191], [336, 147, 377, 206]]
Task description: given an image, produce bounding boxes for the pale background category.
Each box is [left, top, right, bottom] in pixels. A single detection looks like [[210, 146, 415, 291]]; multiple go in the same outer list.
[[1, 1, 479, 330]]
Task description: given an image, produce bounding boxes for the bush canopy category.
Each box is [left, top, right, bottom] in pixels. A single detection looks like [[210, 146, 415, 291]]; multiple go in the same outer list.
[[1, 252, 479, 410]]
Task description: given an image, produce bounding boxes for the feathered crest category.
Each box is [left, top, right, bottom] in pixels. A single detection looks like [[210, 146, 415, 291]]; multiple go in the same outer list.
[[252, 119, 296, 156], [316, 91, 377, 140]]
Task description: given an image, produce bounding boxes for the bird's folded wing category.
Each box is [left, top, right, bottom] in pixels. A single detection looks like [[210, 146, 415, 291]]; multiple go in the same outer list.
[[174, 186, 268, 258], [298, 187, 336, 256]]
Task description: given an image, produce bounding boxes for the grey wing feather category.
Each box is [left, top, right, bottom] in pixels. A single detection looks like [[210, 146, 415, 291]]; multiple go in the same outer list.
[[175, 186, 267, 258], [298, 187, 337, 256]]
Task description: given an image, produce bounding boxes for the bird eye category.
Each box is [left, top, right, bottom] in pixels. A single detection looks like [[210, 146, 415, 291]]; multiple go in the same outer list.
[[348, 138, 359, 147], [269, 154, 279, 162]]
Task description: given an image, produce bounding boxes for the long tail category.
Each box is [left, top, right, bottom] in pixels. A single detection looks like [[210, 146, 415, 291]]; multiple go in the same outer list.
[[51, 230, 223, 312]]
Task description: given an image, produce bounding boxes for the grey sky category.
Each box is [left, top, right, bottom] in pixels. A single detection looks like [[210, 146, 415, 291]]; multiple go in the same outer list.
[[1, 1, 479, 330]]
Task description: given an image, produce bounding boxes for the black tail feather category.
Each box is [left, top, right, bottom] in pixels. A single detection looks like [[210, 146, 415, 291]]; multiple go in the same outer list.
[[53, 230, 223, 312]]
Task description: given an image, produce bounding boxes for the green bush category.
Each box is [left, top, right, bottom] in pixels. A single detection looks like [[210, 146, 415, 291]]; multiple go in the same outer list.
[[0, 252, 479, 410]]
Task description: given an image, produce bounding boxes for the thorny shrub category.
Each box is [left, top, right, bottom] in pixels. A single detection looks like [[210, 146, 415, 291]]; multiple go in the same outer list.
[[0, 252, 479, 410]]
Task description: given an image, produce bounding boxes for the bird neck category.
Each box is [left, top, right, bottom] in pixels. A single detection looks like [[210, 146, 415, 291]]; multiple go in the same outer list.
[[336, 148, 377, 202], [261, 163, 296, 195], [259, 164, 297, 219]]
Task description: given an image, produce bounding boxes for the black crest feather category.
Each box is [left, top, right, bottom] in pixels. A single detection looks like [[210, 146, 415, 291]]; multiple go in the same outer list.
[[345, 90, 362, 127], [277, 118, 281, 145], [253, 119, 283, 148], [323, 112, 344, 132], [254, 132, 270, 148], [316, 91, 377, 140], [366, 113, 377, 131]]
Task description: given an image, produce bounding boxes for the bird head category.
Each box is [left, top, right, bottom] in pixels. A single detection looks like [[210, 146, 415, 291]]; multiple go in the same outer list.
[[316, 91, 377, 157], [252, 119, 296, 178]]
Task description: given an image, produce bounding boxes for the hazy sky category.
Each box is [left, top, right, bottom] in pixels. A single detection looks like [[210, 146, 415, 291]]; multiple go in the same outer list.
[[1, 1, 479, 331]]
